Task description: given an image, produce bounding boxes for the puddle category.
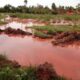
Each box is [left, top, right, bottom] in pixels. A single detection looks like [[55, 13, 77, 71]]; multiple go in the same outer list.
[[0, 21, 33, 33]]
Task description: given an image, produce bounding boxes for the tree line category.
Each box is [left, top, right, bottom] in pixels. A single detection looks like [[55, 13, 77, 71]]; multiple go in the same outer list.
[[0, 0, 80, 14]]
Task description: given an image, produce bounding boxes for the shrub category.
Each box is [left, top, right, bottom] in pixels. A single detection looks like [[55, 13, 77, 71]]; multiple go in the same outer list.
[[0, 54, 67, 80]]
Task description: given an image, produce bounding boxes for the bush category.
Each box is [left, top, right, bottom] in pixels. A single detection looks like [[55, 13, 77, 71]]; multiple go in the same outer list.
[[0, 63, 66, 80], [0, 55, 67, 80], [0, 67, 20, 80], [0, 54, 8, 61]]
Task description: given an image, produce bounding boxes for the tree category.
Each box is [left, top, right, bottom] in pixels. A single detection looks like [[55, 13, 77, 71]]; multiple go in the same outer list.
[[65, 6, 74, 14], [58, 6, 65, 14], [76, 3, 80, 9], [24, 0, 27, 6], [51, 3, 57, 14], [4, 4, 13, 12], [76, 4, 80, 14]]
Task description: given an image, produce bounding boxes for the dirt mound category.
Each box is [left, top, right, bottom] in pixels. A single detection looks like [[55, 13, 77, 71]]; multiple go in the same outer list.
[[4, 27, 27, 35], [0, 27, 32, 35], [36, 62, 59, 80], [10, 14, 17, 18], [0, 29, 4, 33], [52, 31, 80, 45]]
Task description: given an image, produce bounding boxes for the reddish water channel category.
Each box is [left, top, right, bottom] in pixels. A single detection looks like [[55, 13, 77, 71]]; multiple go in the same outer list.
[[0, 21, 80, 80], [0, 34, 80, 80]]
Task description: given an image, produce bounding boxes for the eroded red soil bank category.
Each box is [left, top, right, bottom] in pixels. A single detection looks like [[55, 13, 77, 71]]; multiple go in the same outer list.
[[52, 31, 80, 46]]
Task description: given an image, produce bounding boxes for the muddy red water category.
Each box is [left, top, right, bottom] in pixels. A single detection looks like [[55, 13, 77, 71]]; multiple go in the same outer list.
[[0, 34, 80, 80]]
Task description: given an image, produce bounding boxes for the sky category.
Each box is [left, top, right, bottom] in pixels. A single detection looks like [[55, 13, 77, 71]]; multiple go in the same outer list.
[[0, 0, 80, 8]]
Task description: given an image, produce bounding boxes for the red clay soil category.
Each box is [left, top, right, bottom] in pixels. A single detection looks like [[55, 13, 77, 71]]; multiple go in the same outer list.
[[36, 62, 60, 80], [0, 27, 32, 35], [52, 31, 80, 45]]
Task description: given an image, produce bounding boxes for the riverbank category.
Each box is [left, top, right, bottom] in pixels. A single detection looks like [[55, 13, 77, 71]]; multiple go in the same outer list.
[[0, 54, 66, 80], [0, 23, 80, 46]]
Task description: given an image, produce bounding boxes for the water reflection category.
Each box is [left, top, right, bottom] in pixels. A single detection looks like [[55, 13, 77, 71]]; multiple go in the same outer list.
[[0, 21, 33, 34]]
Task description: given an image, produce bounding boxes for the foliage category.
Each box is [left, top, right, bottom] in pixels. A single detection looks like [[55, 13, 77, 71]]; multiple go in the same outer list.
[[0, 3, 80, 14], [24, 0, 27, 6], [0, 61, 67, 80], [52, 3, 58, 14]]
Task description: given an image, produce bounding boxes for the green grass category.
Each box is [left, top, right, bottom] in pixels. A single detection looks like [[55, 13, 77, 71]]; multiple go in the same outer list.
[[0, 13, 8, 25], [54, 25, 80, 32], [34, 30, 51, 38], [61, 14, 80, 21], [0, 13, 6, 19], [33, 25, 80, 38], [0, 13, 79, 25], [0, 21, 7, 25], [34, 25, 80, 32], [33, 26, 57, 36], [5, 13, 80, 21]]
